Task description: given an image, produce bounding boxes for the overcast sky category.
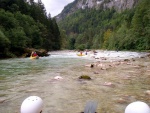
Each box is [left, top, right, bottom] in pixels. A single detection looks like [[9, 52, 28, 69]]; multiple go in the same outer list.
[[39, 0, 75, 17]]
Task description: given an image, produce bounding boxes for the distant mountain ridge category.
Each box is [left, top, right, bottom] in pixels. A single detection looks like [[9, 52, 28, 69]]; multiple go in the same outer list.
[[56, 0, 139, 21], [57, 0, 149, 51]]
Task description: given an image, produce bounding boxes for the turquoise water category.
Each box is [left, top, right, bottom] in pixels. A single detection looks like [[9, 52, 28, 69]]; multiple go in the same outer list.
[[0, 51, 149, 113], [0, 53, 93, 113]]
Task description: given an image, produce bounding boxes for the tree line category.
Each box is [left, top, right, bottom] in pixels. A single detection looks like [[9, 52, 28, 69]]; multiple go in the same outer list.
[[58, 0, 150, 51], [0, 0, 61, 58]]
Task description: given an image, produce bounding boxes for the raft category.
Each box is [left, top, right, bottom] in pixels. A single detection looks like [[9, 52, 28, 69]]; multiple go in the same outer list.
[[30, 56, 39, 59], [77, 54, 85, 56]]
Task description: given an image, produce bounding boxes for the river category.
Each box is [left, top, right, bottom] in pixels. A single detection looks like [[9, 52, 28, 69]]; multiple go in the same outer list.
[[0, 50, 149, 113]]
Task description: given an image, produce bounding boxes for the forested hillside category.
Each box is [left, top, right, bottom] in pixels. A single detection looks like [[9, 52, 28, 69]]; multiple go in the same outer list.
[[58, 0, 150, 51], [0, 0, 61, 58]]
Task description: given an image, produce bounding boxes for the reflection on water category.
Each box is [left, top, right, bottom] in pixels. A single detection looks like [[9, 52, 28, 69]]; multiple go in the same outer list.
[[0, 51, 149, 113]]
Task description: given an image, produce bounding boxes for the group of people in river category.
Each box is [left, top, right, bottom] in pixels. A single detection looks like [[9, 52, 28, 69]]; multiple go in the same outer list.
[[78, 50, 97, 56]]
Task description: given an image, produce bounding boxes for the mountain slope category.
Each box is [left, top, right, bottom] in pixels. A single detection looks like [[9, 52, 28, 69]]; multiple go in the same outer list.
[[56, 0, 139, 21], [58, 0, 150, 51]]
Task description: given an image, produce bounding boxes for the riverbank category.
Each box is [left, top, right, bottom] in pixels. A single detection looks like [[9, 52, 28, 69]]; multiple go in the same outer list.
[[0, 48, 49, 59], [83, 50, 150, 68]]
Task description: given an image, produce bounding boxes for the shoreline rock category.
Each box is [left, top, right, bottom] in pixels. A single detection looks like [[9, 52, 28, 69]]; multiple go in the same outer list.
[[0, 48, 50, 59], [23, 48, 49, 58]]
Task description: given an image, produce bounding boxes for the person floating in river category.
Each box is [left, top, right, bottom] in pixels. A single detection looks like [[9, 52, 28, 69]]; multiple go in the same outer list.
[[80, 51, 83, 56]]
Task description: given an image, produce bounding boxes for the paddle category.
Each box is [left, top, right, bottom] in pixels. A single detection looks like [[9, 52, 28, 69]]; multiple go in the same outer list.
[[81, 100, 98, 113]]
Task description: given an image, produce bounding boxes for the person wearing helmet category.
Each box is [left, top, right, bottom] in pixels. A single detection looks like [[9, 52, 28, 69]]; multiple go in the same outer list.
[[21, 96, 43, 113], [31, 51, 38, 57], [125, 101, 150, 113]]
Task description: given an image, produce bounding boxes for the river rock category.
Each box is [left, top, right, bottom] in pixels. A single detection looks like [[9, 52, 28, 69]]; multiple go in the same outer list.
[[0, 99, 6, 103], [116, 98, 128, 104], [124, 59, 130, 62], [93, 71, 99, 74], [85, 64, 94, 68], [145, 90, 150, 95], [79, 75, 91, 80], [54, 76, 63, 80], [147, 54, 150, 58], [24, 48, 49, 57], [103, 82, 115, 87]]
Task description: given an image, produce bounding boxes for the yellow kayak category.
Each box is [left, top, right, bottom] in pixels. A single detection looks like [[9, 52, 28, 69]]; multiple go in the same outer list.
[[77, 54, 85, 56], [30, 56, 39, 59]]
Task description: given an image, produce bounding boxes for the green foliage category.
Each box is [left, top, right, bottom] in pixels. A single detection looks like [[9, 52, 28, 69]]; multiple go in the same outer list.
[[0, 0, 61, 58], [8, 27, 27, 48], [103, 29, 112, 49], [59, 30, 68, 49], [131, 0, 150, 50], [0, 29, 10, 52], [51, 19, 61, 50], [0, 9, 19, 30], [59, 8, 116, 50], [68, 37, 76, 50], [58, 0, 150, 51], [77, 44, 86, 51]]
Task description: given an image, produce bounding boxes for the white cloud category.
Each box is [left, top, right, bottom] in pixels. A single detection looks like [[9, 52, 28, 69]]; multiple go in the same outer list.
[[40, 0, 74, 17]]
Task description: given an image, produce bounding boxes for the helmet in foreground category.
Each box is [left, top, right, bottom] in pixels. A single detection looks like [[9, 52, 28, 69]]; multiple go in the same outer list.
[[125, 101, 150, 113], [21, 96, 43, 113]]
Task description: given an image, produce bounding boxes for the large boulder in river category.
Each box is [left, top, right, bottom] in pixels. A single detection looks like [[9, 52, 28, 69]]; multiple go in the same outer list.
[[79, 75, 91, 80]]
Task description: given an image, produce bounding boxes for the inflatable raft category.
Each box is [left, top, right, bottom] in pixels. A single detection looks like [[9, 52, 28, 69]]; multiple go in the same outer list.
[[77, 54, 85, 56], [30, 56, 39, 59]]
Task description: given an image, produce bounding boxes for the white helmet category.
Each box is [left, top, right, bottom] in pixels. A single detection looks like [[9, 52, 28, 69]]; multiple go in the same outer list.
[[125, 101, 150, 113], [21, 96, 43, 113]]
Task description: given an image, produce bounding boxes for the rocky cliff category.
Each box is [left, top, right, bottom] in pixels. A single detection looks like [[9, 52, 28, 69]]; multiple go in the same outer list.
[[56, 0, 139, 21], [76, 0, 138, 10]]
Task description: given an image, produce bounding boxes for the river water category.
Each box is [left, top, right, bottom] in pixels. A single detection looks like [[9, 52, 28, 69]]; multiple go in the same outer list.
[[0, 50, 149, 113]]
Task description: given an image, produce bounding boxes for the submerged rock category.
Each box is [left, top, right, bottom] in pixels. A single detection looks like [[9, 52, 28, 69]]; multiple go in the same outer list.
[[0, 99, 5, 103], [93, 71, 99, 74], [124, 59, 130, 62], [145, 90, 150, 95], [85, 64, 94, 68], [116, 98, 128, 104], [102, 82, 115, 87], [79, 75, 91, 80], [54, 76, 63, 80]]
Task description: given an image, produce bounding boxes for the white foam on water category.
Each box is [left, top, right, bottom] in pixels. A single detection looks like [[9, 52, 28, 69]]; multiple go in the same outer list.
[[48, 50, 149, 61], [48, 52, 79, 58]]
